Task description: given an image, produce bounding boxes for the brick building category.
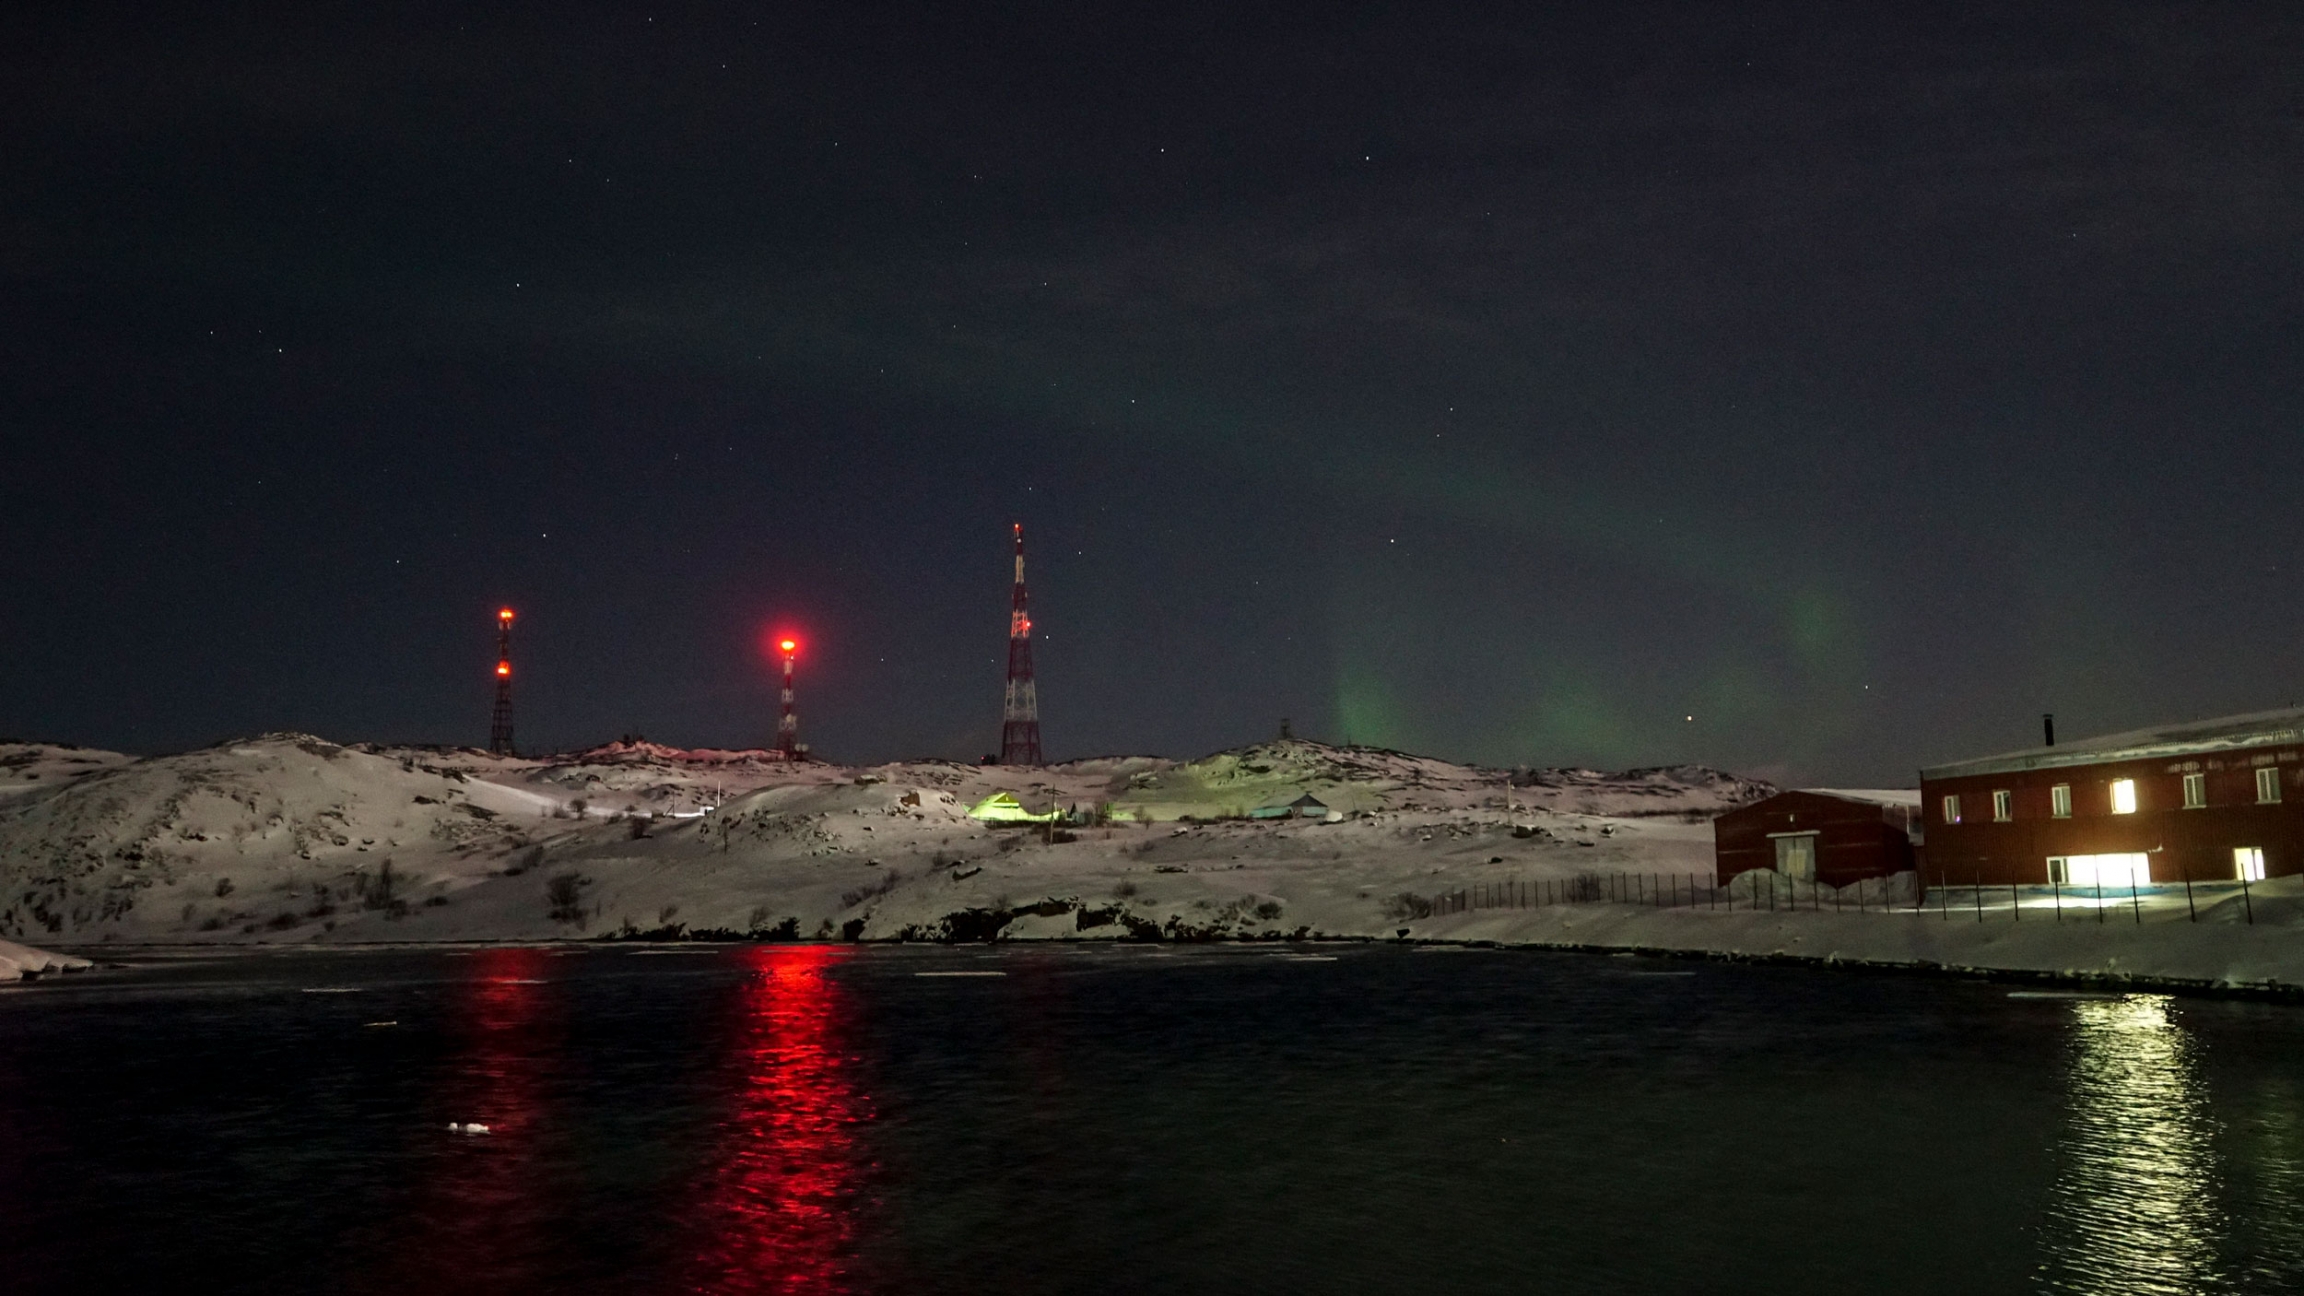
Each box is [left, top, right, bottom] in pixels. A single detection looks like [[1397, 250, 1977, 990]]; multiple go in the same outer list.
[[1918, 707, 2304, 888]]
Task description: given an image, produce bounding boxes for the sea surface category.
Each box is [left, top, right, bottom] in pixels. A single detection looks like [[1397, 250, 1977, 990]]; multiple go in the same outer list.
[[4, 943, 2302, 1294]]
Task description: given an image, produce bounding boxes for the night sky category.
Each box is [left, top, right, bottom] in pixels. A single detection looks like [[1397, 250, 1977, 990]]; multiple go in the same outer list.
[[7, 2, 2302, 783]]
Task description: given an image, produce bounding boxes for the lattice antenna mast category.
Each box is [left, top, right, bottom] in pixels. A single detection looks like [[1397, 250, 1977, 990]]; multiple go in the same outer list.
[[489, 608, 516, 756], [775, 637, 802, 757], [1000, 523, 1044, 765]]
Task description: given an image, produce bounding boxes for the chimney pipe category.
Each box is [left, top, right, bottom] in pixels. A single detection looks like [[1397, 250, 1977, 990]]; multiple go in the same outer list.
[[2043, 713, 2055, 746]]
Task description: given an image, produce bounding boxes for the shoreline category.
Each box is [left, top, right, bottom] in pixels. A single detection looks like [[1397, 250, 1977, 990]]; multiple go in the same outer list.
[[52, 917, 2304, 1004]]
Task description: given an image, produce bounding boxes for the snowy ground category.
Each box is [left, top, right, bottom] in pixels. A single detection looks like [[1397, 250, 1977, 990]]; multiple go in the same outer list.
[[0, 938, 90, 981], [6, 732, 2299, 994]]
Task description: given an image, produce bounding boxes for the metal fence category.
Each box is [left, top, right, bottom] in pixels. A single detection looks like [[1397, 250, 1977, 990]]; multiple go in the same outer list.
[[1425, 869, 2263, 925]]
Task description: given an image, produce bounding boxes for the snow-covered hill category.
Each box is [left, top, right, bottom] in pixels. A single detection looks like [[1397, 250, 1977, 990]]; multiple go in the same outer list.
[[0, 743, 133, 799], [0, 735, 1770, 945]]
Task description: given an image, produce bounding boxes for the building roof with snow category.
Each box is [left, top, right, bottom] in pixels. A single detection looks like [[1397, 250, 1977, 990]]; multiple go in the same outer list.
[[1920, 706, 2304, 781], [1795, 788, 1920, 808]]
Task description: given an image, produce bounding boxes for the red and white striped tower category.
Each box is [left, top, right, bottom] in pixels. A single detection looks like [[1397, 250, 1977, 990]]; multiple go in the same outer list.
[[488, 607, 516, 756], [774, 636, 802, 757], [1000, 524, 1043, 765]]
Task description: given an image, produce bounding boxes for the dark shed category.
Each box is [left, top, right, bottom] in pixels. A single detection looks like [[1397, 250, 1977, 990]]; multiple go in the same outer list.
[[1713, 789, 1921, 888]]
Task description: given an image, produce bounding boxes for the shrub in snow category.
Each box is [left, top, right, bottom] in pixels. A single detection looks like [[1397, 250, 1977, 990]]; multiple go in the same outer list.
[[358, 859, 400, 911], [1380, 893, 1434, 920], [545, 872, 590, 925], [839, 872, 901, 910]]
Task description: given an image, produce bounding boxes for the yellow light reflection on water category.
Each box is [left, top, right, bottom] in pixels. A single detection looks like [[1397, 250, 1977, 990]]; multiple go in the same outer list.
[[2043, 995, 2224, 1295]]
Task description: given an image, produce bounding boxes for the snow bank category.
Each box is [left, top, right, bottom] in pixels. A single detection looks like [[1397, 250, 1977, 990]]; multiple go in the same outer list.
[[0, 938, 92, 981]]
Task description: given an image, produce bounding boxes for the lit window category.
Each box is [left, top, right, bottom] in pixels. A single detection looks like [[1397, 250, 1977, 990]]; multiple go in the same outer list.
[[2051, 784, 2071, 818], [1942, 794, 1961, 824], [2257, 767, 2282, 804], [2110, 779, 2138, 814], [2235, 847, 2267, 882], [2182, 772, 2206, 808], [1992, 790, 2012, 821]]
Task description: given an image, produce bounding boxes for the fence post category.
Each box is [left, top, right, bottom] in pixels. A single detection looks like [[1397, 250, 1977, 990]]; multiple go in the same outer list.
[[1974, 871, 1984, 923], [2130, 874, 2141, 925], [2094, 876, 2104, 925], [2242, 869, 2255, 925], [2052, 873, 2061, 922], [1939, 871, 1950, 920], [2010, 881, 2019, 922], [2184, 867, 2195, 923]]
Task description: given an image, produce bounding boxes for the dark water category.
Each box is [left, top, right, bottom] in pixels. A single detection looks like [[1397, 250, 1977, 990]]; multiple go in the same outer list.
[[4, 944, 2302, 1294]]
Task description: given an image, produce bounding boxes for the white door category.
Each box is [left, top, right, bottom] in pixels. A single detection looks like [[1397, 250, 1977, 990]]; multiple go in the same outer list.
[[1774, 834, 1818, 881]]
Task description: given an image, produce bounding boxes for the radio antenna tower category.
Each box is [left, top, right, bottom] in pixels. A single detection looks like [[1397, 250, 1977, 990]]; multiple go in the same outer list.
[[489, 607, 516, 756], [1000, 523, 1043, 765], [775, 636, 803, 758]]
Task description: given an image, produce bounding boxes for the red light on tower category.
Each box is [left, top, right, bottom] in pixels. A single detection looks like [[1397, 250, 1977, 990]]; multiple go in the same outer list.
[[499, 608, 514, 622], [773, 633, 803, 757]]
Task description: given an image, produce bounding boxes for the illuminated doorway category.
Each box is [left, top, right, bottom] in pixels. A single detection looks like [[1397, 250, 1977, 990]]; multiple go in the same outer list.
[[2047, 853, 2151, 888]]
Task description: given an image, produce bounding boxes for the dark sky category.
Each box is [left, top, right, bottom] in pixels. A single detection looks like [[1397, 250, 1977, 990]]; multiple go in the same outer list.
[[6, 1, 2302, 783]]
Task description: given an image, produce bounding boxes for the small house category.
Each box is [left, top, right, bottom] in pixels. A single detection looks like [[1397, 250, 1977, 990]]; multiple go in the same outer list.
[[1713, 790, 1921, 887], [1249, 792, 1331, 820]]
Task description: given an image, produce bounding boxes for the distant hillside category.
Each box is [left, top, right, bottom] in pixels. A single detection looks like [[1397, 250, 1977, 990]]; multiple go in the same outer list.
[[0, 733, 1770, 946]]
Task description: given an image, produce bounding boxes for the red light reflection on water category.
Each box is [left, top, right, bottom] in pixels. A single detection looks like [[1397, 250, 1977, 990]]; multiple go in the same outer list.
[[689, 944, 874, 1294], [361, 946, 558, 1294], [455, 947, 551, 1139]]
